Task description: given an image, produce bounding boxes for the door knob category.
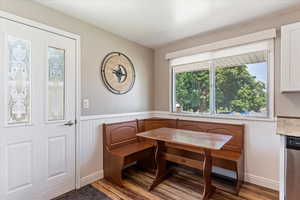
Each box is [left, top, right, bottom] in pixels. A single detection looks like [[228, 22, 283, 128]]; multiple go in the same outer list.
[[64, 120, 74, 126]]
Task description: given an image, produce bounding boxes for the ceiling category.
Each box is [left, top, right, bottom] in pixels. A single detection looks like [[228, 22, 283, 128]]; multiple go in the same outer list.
[[32, 0, 300, 48]]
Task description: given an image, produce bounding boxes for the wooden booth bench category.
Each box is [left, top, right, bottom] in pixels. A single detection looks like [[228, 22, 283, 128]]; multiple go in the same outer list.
[[103, 120, 155, 187], [103, 118, 244, 194]]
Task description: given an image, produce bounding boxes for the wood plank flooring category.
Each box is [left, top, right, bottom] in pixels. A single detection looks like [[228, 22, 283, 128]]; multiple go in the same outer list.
[[92, 165, 279, 200]]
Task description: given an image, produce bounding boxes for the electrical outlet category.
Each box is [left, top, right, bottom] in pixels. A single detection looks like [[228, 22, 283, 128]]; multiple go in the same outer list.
[[83, 99, 89, 109]]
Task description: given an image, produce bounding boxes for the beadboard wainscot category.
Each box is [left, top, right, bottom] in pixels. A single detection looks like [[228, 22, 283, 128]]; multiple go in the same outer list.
[[79, 111, 154, 187]]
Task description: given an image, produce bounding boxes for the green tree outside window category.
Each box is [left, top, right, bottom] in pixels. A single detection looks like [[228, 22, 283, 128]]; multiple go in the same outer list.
[[175, 64, 267, 116]]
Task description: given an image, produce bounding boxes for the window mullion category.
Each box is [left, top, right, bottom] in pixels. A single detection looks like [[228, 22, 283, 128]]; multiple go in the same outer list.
[[210, 61, 216, 115]]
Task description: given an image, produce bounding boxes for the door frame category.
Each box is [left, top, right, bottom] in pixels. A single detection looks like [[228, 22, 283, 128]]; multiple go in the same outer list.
[[0, 10, 82, 189]]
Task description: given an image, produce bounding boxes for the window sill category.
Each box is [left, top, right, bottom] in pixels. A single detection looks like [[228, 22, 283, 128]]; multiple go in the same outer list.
[[169, 112, 276, 122]]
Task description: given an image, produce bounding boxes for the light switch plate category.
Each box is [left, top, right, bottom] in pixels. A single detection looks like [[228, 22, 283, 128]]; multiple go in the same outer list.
[[83, 99, 89, 109]]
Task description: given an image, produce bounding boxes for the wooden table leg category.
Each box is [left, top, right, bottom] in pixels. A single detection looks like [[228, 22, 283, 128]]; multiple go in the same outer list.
[[148, 140, 169, 191], [202, 149, 215, 200]]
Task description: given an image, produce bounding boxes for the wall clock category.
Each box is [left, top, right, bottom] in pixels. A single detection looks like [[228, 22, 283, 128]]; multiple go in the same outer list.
[[101, 52, 135, 94]]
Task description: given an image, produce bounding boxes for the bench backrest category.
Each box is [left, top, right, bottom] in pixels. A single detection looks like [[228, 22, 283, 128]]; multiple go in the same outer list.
[[104, 118, 244, 152], [103, 120, 138, 150], [177, 120, 244, 152], [143, 118, 177, 131]]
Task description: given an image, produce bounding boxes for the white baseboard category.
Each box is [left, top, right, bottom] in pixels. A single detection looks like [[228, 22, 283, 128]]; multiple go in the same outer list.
[[212, 167, 278, 191], [245, 173, 279, 191], [80, 170, 104, 187]]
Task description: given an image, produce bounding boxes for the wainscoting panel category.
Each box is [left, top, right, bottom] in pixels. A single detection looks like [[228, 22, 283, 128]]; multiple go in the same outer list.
[[79, 112, 153, 187]]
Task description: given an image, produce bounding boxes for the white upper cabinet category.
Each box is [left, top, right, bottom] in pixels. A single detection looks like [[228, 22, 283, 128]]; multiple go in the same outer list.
[[281, 22, 300, 92]]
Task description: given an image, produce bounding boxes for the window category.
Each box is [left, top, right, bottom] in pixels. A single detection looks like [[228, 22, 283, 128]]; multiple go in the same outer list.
[[172, 40, 273, 119], [176, 68, 210, 113]]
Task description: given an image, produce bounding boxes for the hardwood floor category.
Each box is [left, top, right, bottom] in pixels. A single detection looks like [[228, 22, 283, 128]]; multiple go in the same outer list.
[[92, 165, 279, 200]]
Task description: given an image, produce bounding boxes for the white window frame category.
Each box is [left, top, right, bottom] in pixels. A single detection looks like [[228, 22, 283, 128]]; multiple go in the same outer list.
[[170, 39, 275, 121]]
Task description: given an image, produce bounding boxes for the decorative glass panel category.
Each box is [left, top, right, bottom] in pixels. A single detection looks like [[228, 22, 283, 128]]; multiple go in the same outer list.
[[47, 47, 65, 121], [7, 36, 31, 124]]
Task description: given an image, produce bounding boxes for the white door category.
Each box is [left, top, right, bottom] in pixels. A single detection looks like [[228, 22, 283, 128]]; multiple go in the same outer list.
[[0, 17, 76, 200]]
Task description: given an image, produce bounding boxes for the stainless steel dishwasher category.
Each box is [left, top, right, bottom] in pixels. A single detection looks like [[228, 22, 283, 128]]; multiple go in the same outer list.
[[286, 136, 300, 200]]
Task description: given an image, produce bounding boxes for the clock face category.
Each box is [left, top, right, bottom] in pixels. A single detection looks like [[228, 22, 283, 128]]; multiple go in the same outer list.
[[101, 52, 135, 94]]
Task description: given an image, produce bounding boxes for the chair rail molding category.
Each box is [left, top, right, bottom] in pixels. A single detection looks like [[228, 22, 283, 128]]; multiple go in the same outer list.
[[80, 111, 156, 121]]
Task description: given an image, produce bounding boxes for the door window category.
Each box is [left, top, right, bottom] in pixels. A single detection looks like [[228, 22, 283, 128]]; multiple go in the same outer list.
[[7, 36, 31, 124], [47, 47, 65, 121]]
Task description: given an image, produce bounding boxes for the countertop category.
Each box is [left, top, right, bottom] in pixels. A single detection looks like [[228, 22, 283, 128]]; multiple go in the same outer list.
[[277, 116, 300, 137]]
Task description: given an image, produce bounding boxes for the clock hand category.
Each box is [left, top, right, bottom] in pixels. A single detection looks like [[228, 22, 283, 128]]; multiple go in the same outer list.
[[112, 65, 126, 83]]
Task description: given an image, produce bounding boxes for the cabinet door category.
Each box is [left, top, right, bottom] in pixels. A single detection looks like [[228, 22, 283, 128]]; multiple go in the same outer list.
[[281, 22, 300, 92]]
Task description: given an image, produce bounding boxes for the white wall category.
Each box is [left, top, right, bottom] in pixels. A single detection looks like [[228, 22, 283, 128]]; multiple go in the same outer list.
[[79, 111, 280, 190], [0, 0, 155, 116]]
